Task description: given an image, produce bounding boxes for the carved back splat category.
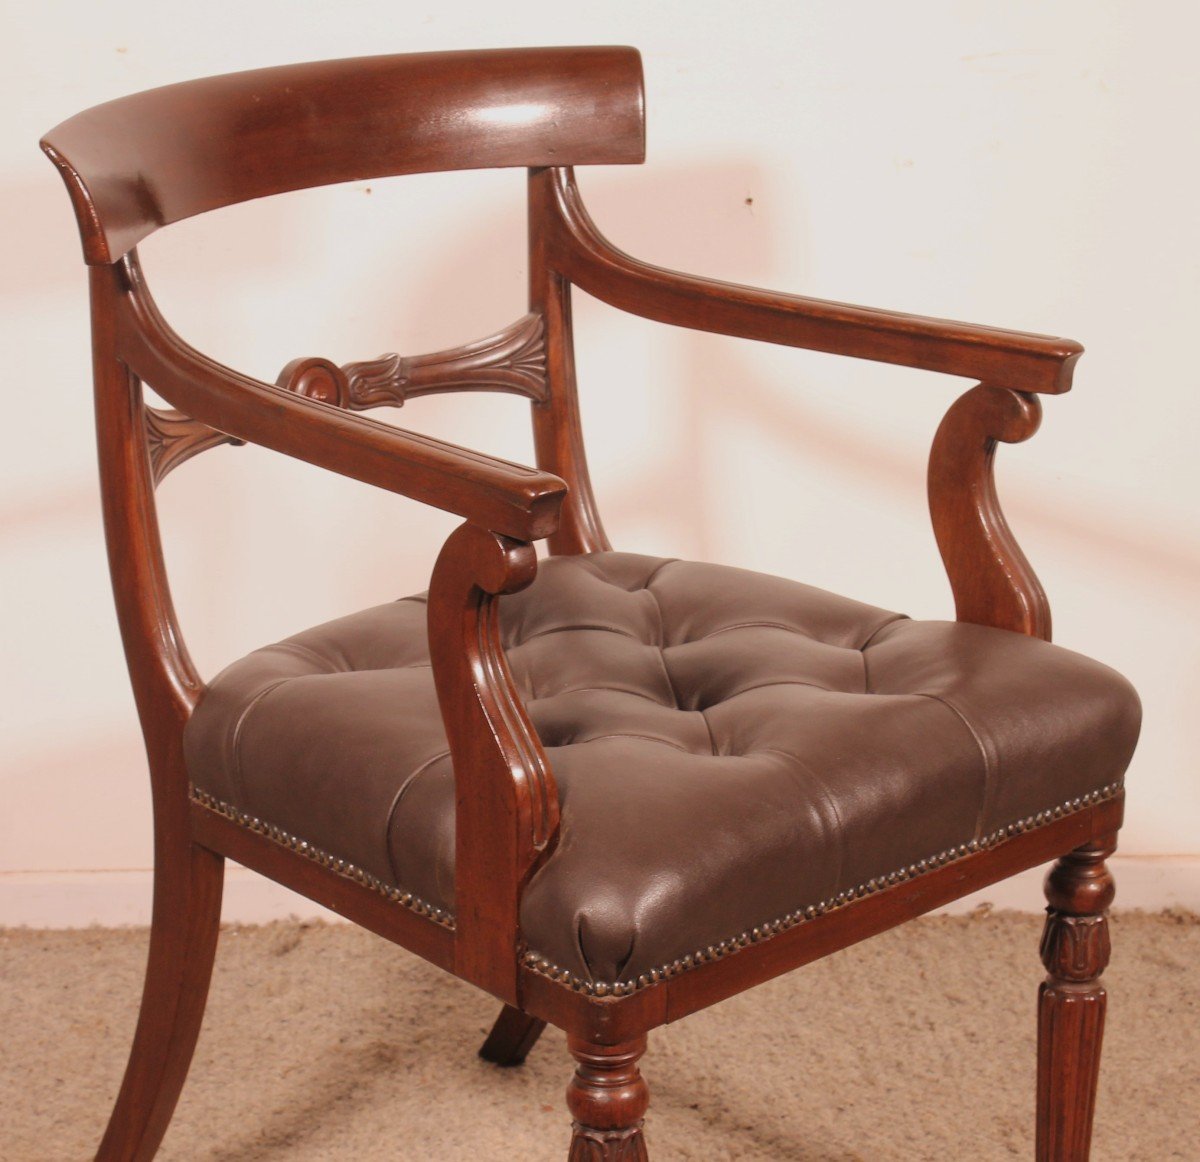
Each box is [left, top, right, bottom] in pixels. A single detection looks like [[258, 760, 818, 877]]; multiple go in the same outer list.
[[145, 406, 243, 486], [277, 313, 548, 410], [144, 314, 549, 488]]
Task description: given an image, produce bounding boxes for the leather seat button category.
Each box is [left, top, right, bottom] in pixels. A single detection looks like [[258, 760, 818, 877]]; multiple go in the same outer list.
[[184, 550, 1141, 984]]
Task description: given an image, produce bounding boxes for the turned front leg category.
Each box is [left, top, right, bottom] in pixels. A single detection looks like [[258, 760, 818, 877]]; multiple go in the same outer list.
[[566, 1035, 650, 1160], [1037, 837, 1116, 1161]]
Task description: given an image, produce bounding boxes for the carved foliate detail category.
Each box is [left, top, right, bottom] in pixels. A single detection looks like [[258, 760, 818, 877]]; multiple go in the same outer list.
[[342, 352, 406, 408], [144, 406, 242, 485], [569, 1124, 649, 1162], [343, 313, 547, 409], [1035, 838, 1115, 1158], [1040, 912, 1111, 982], [566, 1037, 650, 1162], [1040, 841, 1114, 984], [279, 315, 547, 411]]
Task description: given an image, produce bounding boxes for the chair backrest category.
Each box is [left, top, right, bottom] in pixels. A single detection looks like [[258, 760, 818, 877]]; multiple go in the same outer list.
[[43, 48, 648, 1000], [41, 46, 645, 264], [44, 47, 645, 563], [42, 47, 645, 761]]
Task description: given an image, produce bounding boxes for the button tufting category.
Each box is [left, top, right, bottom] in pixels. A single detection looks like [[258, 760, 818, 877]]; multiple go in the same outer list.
[[184, 550, 1141, 985]]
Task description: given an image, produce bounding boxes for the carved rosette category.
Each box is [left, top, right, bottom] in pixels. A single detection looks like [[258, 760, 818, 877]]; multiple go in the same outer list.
[[144, 406, 242, 485], [275, 357, 349, 406]]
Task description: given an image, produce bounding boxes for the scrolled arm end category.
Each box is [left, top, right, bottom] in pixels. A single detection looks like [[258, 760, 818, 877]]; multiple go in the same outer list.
[[428, 521, 558, 1000], [928, 383, 1052, 640], [440, 521, 539, 598]]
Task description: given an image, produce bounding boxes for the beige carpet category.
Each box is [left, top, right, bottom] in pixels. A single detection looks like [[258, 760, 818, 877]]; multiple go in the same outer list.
[[3, 910, 1197, 1160]]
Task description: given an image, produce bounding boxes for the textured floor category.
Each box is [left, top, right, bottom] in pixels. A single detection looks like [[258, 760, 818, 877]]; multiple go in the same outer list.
[[3, 910, 1197, 1160]]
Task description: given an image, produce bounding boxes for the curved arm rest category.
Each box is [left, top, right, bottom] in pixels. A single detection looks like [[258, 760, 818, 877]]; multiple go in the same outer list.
[[110, 257, 567, 542], [928, 383, 1051, 639], [544, 167, 1082, 395], [427, 522, 560, 1001]]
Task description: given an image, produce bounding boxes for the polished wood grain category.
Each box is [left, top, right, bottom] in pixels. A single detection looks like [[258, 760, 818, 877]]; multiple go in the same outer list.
[[117, 253, 567, 542], [43, 48, 1122, 1161], [96, 845, 223, 1162], [89, 263, 225, 1162], [189, 796, 455, 970], [542, 166, 1082, 394], [928, 382, 1052, 639], [1037, 839, 1116, 1161], [529, 167, 612, 554], [42, 48, 645, 264], [346, 313, 549, 407], [566, 1037, 650, 1161], [276, 314, 549, 411], [427, 522, 560, 1002]]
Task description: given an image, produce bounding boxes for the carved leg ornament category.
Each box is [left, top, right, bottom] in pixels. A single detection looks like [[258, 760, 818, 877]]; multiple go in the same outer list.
[[566, 1036, 650, 1161], [1036, 838, 1116, 1162]]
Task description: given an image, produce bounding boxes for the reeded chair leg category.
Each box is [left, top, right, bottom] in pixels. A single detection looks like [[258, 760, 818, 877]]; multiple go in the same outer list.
[[1036, 838, 1116, 1162], [479, 1004, 546, 1066], [97, 843, 224, 1162], [566, 1035, 650, 1161]]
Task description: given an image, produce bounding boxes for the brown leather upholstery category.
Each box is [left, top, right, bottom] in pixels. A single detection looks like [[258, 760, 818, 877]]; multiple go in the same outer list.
[[184, 553, 1139, 984]]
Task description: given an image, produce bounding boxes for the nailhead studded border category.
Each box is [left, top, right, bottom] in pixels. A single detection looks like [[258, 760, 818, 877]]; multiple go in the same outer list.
[[522, 781, 1124, 997], [189, 785, 456, 930], [192, 781, 1121, 988]]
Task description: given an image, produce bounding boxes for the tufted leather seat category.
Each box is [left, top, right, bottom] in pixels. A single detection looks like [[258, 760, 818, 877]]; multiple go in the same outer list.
[[184, 553, 1139, 986]]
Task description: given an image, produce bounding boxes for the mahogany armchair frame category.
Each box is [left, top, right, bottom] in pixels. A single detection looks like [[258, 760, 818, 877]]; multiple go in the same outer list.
[[43, 47, 1118, 1161]]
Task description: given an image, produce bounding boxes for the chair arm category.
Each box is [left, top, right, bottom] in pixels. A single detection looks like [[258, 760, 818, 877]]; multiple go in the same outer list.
[[543, 167, 1082, 395], [111, 256, 567, 542]]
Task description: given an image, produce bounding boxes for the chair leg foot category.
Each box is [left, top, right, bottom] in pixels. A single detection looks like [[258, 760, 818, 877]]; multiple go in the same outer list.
[[566, 1035, 650, 1161], [96, 843, 224, 1162], [1036, 837, 1115, 1162], [479, 1004, 546, 1066]]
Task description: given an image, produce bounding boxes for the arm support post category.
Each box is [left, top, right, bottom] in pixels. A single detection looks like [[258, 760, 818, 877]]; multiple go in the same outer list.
[[540, 169, 1073, 638], [102, 254, 568, 1000], [928, 384, 1051, 639], [427, 522, 561, 1002]]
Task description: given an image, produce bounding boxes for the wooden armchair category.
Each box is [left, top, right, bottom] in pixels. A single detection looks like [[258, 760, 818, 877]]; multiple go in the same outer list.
[[42, 47, 1140, 1161]]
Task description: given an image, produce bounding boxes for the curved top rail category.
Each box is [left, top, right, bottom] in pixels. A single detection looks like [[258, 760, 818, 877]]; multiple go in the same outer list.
[[41, 46, 645, 264]]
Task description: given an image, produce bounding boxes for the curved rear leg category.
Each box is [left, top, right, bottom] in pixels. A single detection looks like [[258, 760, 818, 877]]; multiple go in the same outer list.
[[479, 1004, 547, 1066], [97, 842, 224, 1161]]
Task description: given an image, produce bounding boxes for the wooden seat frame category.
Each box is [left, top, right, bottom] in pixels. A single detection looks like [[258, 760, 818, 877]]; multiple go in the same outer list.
[[42, 47, 1119, 1161]]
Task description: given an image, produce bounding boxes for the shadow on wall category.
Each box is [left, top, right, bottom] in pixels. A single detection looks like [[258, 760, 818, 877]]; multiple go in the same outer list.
[[8, 171, 102, 301], [651, 340, 1200, 604], [8, 151, 1199, 640], [7, 158, 1198, 868]]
